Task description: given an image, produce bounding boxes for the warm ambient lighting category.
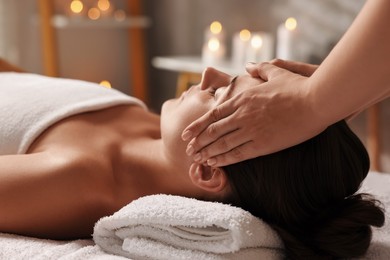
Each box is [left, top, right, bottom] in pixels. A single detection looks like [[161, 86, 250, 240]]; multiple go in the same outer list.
[[100, 80, 112, 88], [210, 21, 222, 34], [239, 29, 251, 41], [114, 9, 126, 21], [70, 0, 84, 14], [208, 38, 220, 51], [285, 17, 297, 31], [88, 7, 101, 20], [251, 35, 263, 49], [97, 0, 111, 11]]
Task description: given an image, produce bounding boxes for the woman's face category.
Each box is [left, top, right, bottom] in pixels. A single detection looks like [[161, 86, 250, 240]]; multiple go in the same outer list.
[[160, 67, 265, 167]]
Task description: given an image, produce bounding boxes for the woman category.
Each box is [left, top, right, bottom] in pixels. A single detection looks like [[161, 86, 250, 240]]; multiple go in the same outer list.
[[182, 0, 390, 167], [0, 60, 384, 259]]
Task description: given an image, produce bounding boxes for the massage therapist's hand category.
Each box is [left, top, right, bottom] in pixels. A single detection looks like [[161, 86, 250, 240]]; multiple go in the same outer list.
[[263, 59, 319, 77], [182, 61, 327, 167]]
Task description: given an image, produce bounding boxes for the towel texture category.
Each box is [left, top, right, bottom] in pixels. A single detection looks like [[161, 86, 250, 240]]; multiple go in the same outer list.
[[93, 194, 283, 260], [356, 171, 390, 259], [0, 72, 146, 155]]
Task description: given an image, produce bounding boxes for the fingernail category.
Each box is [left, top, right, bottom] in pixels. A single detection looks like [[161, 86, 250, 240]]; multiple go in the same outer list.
[[194, 153, 202, 162], [246, 62, 256, 66], [182, 130, 192, 141], [207, 158, 216, 166], [186, 145, 194, 156]]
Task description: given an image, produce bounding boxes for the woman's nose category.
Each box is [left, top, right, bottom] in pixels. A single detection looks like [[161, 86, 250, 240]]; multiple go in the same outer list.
[[200, 67, 231, 90]]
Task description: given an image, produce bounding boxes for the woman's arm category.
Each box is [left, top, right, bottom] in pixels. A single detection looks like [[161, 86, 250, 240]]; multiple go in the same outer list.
[[182, 0, 390, 167], [0, 152, 112, 239]]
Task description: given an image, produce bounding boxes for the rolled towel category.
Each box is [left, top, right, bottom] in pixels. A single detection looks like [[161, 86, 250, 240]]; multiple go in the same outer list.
[[93, 194, 283, 260]]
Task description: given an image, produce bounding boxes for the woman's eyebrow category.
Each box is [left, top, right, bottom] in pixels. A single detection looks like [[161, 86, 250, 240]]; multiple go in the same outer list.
[[225, 76, 238, 99]]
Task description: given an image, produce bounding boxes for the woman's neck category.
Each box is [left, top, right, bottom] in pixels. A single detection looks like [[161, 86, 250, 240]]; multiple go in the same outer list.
[[115, 137, 205, 206]]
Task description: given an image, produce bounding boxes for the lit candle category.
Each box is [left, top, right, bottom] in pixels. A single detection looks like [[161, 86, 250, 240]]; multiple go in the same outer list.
[[97, 0, 113, 18], [205, 21, 225, 41], [276, 17, 300, 61], [202, 37, 226, 65], [88, 7, 101, 20], [68, 0, 85, 18], [232, 29, 251, 67], [202, 21, 226, 64], [99, 80, 112, 88], [245, 32, 274, 62]]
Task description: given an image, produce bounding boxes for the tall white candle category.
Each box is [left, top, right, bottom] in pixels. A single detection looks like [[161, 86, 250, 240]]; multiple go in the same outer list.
[[202, 37, 226, 65], [245, 32, 274, 63], [232, 29, 251, 67], [246, 34, 263, 62], [276, 17, 300, 61]]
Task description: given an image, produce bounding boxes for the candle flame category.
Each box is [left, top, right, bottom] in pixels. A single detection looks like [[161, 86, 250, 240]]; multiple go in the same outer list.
[[285, 17, 297, 31], [100, 80, 112, 88], [98, 0, 111, 11], [88, 7, 101, 20], [239, 29, 251, 41], [208, 38, 220, 51], [70, 0, 83, 14], [210, 21, 222, 34], [251, 35, 263, 49]]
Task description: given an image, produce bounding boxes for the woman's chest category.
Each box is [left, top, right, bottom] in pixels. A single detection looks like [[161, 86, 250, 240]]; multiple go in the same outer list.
[[27, 105, 160, 154]]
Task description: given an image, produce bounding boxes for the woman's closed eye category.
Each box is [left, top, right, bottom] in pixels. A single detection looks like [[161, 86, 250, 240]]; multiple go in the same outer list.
[[208, 86, 226, 99], [214, 87, 226, 99]]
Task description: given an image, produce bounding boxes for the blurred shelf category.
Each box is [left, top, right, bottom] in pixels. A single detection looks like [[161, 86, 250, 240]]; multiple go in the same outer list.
[[152, 55, 247, 97], [52, 15, 151, 29]]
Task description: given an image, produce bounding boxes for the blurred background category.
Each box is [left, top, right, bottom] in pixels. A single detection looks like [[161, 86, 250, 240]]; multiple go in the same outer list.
[[0, 0, 389, 172]]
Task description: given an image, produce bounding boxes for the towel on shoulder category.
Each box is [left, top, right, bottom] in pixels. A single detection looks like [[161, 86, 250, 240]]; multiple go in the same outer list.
[[93, 194, 283, 260], [0, 72, 146, 155]]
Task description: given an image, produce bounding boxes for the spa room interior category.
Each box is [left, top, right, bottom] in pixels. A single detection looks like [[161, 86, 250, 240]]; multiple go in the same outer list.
[[0, 0, 389, 259]]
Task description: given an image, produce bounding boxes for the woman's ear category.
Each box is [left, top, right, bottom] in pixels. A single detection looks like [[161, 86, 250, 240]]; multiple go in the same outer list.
[[189, 163, 228, 193]]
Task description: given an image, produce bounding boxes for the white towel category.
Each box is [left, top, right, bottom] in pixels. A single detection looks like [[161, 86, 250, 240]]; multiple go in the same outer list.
[[93, 194, 283, 260], [357, 171, 390, 260], [0, 72, 146, 155]]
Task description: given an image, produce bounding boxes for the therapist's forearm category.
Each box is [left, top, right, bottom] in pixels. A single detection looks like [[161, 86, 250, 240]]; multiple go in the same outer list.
[[309, 0, 390, 123]]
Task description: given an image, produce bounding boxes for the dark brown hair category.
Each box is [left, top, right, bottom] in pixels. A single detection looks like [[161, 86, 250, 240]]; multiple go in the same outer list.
[[224, 121, 384, 259]]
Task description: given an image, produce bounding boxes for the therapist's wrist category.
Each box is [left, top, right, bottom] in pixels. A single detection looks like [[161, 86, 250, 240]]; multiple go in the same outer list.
[[304, 78, 334, 132]]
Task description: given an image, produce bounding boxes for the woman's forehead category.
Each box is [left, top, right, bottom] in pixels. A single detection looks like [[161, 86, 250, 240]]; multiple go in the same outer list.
[[230, 74, 264, 96]]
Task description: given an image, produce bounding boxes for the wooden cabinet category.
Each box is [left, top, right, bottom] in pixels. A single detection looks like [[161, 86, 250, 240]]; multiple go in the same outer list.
[[37, 0, 150, 103]]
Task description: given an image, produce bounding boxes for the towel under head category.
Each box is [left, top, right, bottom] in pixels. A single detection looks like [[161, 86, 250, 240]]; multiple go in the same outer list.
[[93, 194, 283, 260]]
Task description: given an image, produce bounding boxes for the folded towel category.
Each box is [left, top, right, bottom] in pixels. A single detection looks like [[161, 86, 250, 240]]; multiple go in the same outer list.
[[0, 72, 146, 155], [93, 194, 283, 260]]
